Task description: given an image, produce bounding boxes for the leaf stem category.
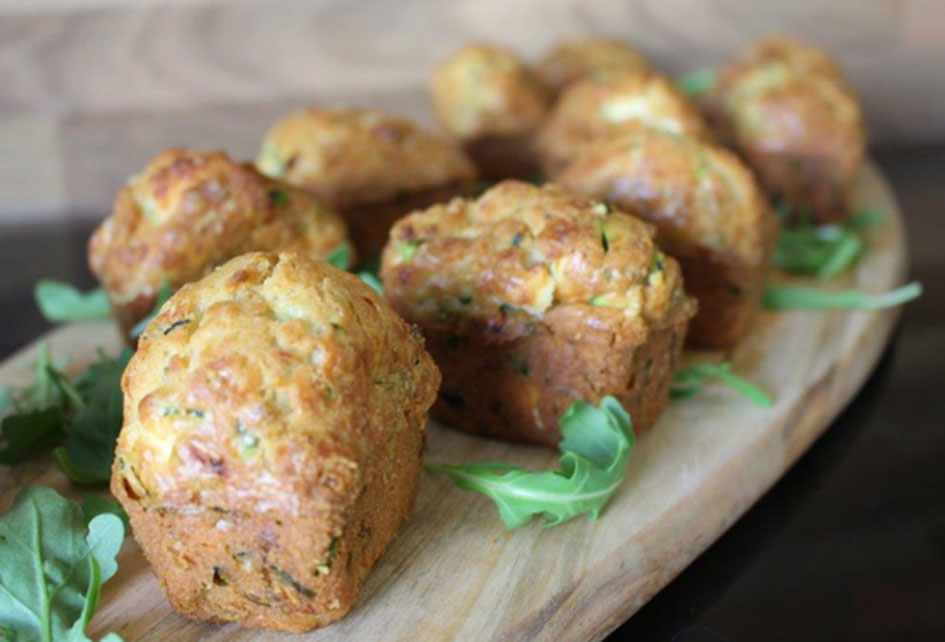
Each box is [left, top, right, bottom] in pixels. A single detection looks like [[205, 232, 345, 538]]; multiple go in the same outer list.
[[29, 497, 53, 642], [764, 281, 922, 310]]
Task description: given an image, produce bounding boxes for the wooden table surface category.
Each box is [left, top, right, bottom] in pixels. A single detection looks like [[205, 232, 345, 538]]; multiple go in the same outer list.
[[1, 2, 944, 637], [0, 145, 942, 641]]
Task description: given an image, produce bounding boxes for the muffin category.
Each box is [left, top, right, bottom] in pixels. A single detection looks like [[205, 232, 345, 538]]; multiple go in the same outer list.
[[558, 127, 779, 347], [381, 181, 696, 446], [111, 252, 440, 632], [89, 148, 351, 340], [257, 107, 476, 259], [537, 37, 651, 95], [430, 44, 551, 179], [702, 36, 865, 222], [535, 71, 709, 176]]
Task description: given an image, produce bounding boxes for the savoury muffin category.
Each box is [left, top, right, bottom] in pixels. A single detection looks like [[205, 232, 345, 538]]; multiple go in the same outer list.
[[702, 36, 865, 222], [257, 107, 476, 259], [558, 127, 779, 347], [535, 71, 709, 176], [88, 148, 351, 340], [381, 181, 695, 446], [537, 37, 651, 95], [430, 44, 551, 179], [111, 252, 440, 632]]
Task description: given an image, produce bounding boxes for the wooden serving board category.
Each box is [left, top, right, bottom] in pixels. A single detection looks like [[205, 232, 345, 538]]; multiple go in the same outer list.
[[0, 161, 908, 641]]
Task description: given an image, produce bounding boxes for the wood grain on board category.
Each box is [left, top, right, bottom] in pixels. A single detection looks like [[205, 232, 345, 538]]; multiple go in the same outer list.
[[0, 161, 909, 641], [1, 0, 944, 223]]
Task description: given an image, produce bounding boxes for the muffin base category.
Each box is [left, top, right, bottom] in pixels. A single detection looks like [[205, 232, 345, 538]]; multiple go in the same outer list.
[[676, 252, 767, 349], [111, 414, 424, 632], [745, 149, 858, 223], [425, 311, 690, 447]]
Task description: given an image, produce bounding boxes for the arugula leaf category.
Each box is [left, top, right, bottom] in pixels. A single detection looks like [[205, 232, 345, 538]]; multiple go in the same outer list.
[[0, 344, 69, 464], [34, 281, 111, 324], [358, 271, 383, 294], [81, 496, 130, 532], [846, 206, 885, 229], [322, 245, 382, 293], [763, 281, 922, 310], [129, 283, 174, 339], [774, 206, 884, 279], [326, 244, 352, 271], [45, 367, 85, 411], [427, 396, 635, 529], [0, 388, 10, 415], [0, 486, 124, 642], [54, 349, 132, 485], [0, 407, 65, 465], [0, 348, 131, 486], [676, 68, 717, 96], [671, 362, 773, 407], [28, 343, 57, 411], [775, 223, 863, 278]]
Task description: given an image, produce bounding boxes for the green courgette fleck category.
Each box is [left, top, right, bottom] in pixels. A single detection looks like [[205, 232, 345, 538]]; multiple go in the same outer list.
[[395, 240, 422, 262], [651, 252, 665, 274], [271, 566, 315, 599], [510, 355, 531, 377], [163, 319, 191, 335], [163, 406, 206, 418], [268, 189, 290, 206], [235, 420, 259, 453]]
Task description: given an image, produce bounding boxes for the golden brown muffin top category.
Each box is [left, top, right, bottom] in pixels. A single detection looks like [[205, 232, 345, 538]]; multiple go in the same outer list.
[[536, 71, 708, 174], [732, 36, 845, 81], [381, 181, 692, 344], [715, 36, 864, 158], [558, 127, 776, 265], [537, 37, 651, 94], [116, 251, 440, 512], [89, 148, 350, 309], [257, 107, 476, 209], [430, 44, 551, 140]]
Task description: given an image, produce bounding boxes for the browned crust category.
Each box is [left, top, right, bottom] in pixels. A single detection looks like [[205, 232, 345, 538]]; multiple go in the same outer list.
[[461, 133, 542, 181], [90, 149, 353, 342], [425, 311, 690, 447], [669, 245, 770, 348], [651, 208, 777, 349], [112, 414, 424, 632], [740, 150, 855, 224], [702, 37, 865, 222], [110, 252, 440, 632], [340, 180, 474, 262], [672, 198, 780, 347]]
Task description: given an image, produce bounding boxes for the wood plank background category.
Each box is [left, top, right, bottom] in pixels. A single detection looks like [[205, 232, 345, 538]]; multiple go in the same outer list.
[[1, 0, 944, 224]]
